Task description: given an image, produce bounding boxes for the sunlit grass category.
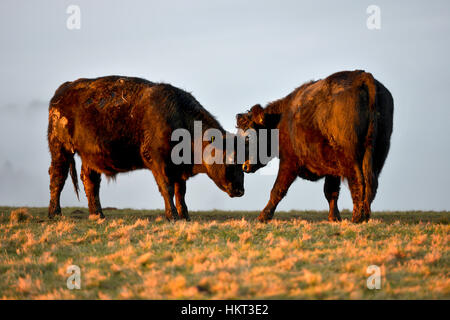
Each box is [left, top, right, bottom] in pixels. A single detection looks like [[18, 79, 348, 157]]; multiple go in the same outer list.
[[0, 207, 448, 299]]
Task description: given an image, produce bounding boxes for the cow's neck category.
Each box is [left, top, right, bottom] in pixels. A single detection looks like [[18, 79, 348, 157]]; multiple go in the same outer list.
[[264, 98, 285, 115], [264, 80, 315, 115], [192, 164, 206, 175]]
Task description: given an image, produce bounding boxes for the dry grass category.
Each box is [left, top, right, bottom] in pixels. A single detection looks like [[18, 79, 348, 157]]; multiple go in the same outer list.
[[9, 208, 32, 224], [0, 207, 448, 299]]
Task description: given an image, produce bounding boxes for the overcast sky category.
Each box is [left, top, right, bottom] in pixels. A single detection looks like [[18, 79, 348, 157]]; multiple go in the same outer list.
[[0, 0, 449, 212]]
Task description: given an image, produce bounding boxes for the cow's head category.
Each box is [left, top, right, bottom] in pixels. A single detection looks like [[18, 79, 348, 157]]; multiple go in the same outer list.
[[236, 104, 281, 173], [201, 133, 245, 198]]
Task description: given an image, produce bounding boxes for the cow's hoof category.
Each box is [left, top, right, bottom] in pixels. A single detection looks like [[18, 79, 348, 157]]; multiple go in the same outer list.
[[178, 210, 190, 221], [48, 210, 61, 219], [328, 216, 342, 222], [165, 212, 180, 222], [351, 215, 365, 223], [89, 213, 105, 221], [257, 214, 272, 223]]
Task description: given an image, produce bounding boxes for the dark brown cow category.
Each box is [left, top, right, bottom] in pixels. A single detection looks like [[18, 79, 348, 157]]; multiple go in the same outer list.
[[236, 70, 393, 223], [48, 76, 244, 221]]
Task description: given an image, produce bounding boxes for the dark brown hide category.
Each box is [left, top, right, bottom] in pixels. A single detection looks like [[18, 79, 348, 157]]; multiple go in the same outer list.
[[48, 76, 244, 221], [236, 70, 393, 223]]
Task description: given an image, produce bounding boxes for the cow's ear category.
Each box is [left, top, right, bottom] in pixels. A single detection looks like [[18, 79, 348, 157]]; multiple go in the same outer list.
[[264, 113, 282, 128], [250, 104, 264, 125], [236, 113, 246, 128], [236, 112, 251, 129]]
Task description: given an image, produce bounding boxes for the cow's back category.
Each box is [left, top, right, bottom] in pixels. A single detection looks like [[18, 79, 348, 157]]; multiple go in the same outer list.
[[50, 76, 155, 141], [48, 76, 222, 175], [287, 70, 377, 176]]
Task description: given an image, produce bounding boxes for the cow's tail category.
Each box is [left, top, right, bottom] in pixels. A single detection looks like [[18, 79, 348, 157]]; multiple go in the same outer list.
[[69, 157, 80, 200], [361, 72, 377, 219]]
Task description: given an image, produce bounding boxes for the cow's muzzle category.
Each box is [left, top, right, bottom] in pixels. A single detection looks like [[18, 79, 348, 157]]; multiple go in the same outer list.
[[242, 160, 254, 173], [229, 188, 245, 197]]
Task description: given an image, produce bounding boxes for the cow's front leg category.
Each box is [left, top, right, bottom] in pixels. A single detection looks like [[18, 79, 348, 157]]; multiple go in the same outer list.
[[155, 176, 179, 221], [324, 175, 342, 222], [150, 168, 179, 221], [258, 161, 298, 222], [143, 152, 180, 221], [175, 180, 190, 221]]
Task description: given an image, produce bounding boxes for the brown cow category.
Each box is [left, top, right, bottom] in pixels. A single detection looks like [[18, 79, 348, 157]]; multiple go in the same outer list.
[[236, 70, 393, 223], [48, 76, 244, 221]]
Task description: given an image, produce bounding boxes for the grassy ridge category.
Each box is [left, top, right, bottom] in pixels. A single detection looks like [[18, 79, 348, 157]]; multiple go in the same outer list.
[[0, 207, 448, 299]]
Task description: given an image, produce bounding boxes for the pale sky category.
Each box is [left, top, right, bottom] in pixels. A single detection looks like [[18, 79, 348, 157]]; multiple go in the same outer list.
[[0, 0, 449, 212]]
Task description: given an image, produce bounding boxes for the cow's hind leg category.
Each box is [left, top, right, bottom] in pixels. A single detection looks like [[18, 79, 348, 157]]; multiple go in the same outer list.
[[324, 176, 341, 222], [348, 165, 366, 223], [48, 145, 72, 218], [175, 180, 190, 221], [362, 174, 378, 222], [362, 148, 378, 222], [80, 165, 104, 219]]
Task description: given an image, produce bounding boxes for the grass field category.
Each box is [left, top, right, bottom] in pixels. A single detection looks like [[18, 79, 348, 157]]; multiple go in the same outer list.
[[0, 207, 448, 299]]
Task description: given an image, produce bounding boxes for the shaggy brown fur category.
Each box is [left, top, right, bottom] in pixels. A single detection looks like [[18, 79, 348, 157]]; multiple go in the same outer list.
[[236, 70, 393, 223], [48, 76, 244, 221]]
